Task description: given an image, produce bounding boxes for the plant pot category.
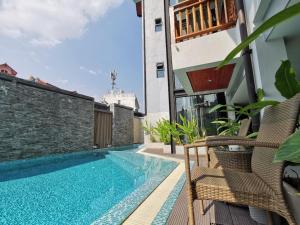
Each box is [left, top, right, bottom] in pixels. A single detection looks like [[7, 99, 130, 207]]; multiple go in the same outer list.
[[144, 134, 151, 144], [228, 145, 241, 151], [163, 144, 171, 154], [145, 142, 164, 149], [175, 146, 207, 155], [165, 145, 185, 154], [249, 206, 268, 225], [283, 181, 300, 224]]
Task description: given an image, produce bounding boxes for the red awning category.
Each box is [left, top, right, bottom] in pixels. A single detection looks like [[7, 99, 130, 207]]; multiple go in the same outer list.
[[187, 64, 235, 93]]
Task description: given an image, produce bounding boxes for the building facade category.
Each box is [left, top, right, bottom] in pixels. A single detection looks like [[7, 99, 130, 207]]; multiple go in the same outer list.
[[134, 0, 171, 126], [133, 0, 300, 147], [0, 63, 17, 77], [101, 90, 140, 112]]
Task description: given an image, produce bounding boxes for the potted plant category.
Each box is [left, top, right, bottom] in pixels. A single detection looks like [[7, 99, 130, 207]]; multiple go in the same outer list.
[[274, 130, 300, 224], [143, 121, 156, 143], [154, 119, 173, 153], [176, 115, 203, 154]]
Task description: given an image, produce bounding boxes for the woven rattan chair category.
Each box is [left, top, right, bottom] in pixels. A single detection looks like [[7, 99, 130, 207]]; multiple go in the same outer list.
[[184, 93, 300, 225]]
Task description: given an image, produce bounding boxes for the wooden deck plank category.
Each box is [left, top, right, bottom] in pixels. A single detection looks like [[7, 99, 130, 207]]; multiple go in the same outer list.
[[167, 184, 189, 225], [195, 200, 211, 225], [229, 204, 258, 225], [210, 201, 233, 225]]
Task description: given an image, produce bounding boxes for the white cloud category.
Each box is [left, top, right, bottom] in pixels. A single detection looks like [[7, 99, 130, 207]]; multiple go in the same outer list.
[[56, 79, 69, 84], [88, 69, 97, 75], [80, 65, 100, 75], [0, 0, 124, 47]]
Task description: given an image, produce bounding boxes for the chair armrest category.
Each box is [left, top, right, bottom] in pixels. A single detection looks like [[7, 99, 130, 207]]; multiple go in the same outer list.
[[185, 139, 280, 149], [194, 136, 250, 143]]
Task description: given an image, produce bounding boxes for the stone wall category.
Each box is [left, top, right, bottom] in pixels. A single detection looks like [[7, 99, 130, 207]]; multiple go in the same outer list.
[[110, 104, 133, 146], [0, 74, 94, 161]]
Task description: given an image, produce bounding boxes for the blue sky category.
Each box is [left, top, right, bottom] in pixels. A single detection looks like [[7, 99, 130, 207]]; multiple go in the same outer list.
[[0, 0, 143, 110]]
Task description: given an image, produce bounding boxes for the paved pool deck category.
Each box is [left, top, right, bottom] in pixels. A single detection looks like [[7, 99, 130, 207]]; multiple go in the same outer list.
[[123, 147, 259, 225]]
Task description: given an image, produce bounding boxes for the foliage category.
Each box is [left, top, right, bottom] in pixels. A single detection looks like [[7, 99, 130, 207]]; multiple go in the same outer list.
[[209, 98, 278, 121], [218, 3, 300, 68], [275, 60, 300, 99], [211, 118, 240, 136], [154, 119, 172, 144], [257, 88, 265, 102], [169, 121, 182, 145], [177, 114, 199, 144], [274, 130, 300, 164], [239, 100, 279, 116], [143, 121, 157, 142], [246, 132, 258, 139]]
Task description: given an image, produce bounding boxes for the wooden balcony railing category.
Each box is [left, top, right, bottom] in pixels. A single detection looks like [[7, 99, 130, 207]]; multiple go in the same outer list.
[[174, 0, 237, 42]]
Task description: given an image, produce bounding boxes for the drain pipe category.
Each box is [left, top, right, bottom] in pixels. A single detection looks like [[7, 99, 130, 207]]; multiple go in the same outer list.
[[235, 0, 260, 132], [164, 0, 176, 153]]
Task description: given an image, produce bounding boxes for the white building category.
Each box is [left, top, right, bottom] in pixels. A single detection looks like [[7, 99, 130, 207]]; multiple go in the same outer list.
[[133, 0, 300, 147], [133, 0, 171, 126], [101, 90, 140, 112]]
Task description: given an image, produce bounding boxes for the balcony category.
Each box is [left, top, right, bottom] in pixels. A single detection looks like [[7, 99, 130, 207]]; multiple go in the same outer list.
[[173, 0, 237, 43]]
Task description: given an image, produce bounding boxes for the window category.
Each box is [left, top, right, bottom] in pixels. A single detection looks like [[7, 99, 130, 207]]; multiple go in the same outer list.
[[155, 18, 162, 32], [156, 63, 165, 78]]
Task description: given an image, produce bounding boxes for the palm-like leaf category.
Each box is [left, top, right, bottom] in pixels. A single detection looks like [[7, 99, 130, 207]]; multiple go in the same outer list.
[[218, 3, 300, 68]]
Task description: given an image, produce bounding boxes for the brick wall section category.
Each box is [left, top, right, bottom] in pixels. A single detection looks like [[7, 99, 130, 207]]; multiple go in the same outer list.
[[110, 104, 134, 146], [0, 74, 94, 162]]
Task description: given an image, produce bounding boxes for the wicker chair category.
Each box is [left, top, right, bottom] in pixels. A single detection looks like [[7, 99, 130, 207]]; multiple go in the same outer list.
[[184, 93, 300, 225]]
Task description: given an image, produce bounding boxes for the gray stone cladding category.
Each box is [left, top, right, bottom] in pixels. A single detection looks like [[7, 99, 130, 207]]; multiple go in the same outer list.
[[0, 74, 94, 162], [110, 104, 134, 146]]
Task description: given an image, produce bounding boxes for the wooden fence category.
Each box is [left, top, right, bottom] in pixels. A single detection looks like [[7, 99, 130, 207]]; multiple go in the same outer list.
[[174, 0, 237, 42], [133, 116, 144, 144], [94, 109, 112, 148]]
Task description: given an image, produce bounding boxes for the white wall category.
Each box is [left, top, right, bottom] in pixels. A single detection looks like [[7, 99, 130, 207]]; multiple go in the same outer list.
[[171, 27, 240, 71], [243, 0, 292, 102], [144, 0, 170, 125], [285, 36, 300, 79]]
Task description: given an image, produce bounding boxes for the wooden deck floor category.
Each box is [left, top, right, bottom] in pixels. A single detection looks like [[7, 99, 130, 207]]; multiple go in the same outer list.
[[143, 148, 258, 225]]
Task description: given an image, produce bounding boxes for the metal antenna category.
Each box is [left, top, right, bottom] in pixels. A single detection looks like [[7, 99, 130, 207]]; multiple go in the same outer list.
[[110, 70, 117, 91]]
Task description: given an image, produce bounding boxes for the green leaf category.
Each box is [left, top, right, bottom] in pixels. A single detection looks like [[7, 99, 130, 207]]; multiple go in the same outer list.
[[274, 130, 300, 163], [257, 88, 265, 102], [218, 3, 300, 68], [241, 100, 279, 113], [275, 60, 300, 99], [209, 104, 226, 113], [247, 132, 258, 139]]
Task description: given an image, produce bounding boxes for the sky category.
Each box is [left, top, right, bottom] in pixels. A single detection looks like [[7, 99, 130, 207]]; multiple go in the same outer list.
[[0, 0, 144, 111]]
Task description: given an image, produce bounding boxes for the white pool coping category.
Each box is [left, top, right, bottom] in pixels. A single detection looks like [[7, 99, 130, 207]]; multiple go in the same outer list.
[[122, 148, 185, 225]]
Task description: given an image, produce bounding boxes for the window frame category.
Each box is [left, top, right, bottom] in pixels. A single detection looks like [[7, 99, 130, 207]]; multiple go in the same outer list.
[[155, 18, 163, 32], [156, 62, 165, 78]]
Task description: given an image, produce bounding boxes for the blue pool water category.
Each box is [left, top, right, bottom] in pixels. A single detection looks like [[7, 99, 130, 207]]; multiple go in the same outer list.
[[0, 146, 177, 225]]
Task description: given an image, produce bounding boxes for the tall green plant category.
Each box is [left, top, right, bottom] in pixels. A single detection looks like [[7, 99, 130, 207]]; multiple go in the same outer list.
[[177, 114, 199, 144], [218, 3, 300, 68], [154, 119, 172, 144], [211, 118, 241, 136], [143, 121, 156, 142], [169, 122, 182, 145]]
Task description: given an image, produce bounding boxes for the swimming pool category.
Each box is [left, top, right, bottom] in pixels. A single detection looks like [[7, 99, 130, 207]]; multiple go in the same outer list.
[[0, 146, 178, 225]]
